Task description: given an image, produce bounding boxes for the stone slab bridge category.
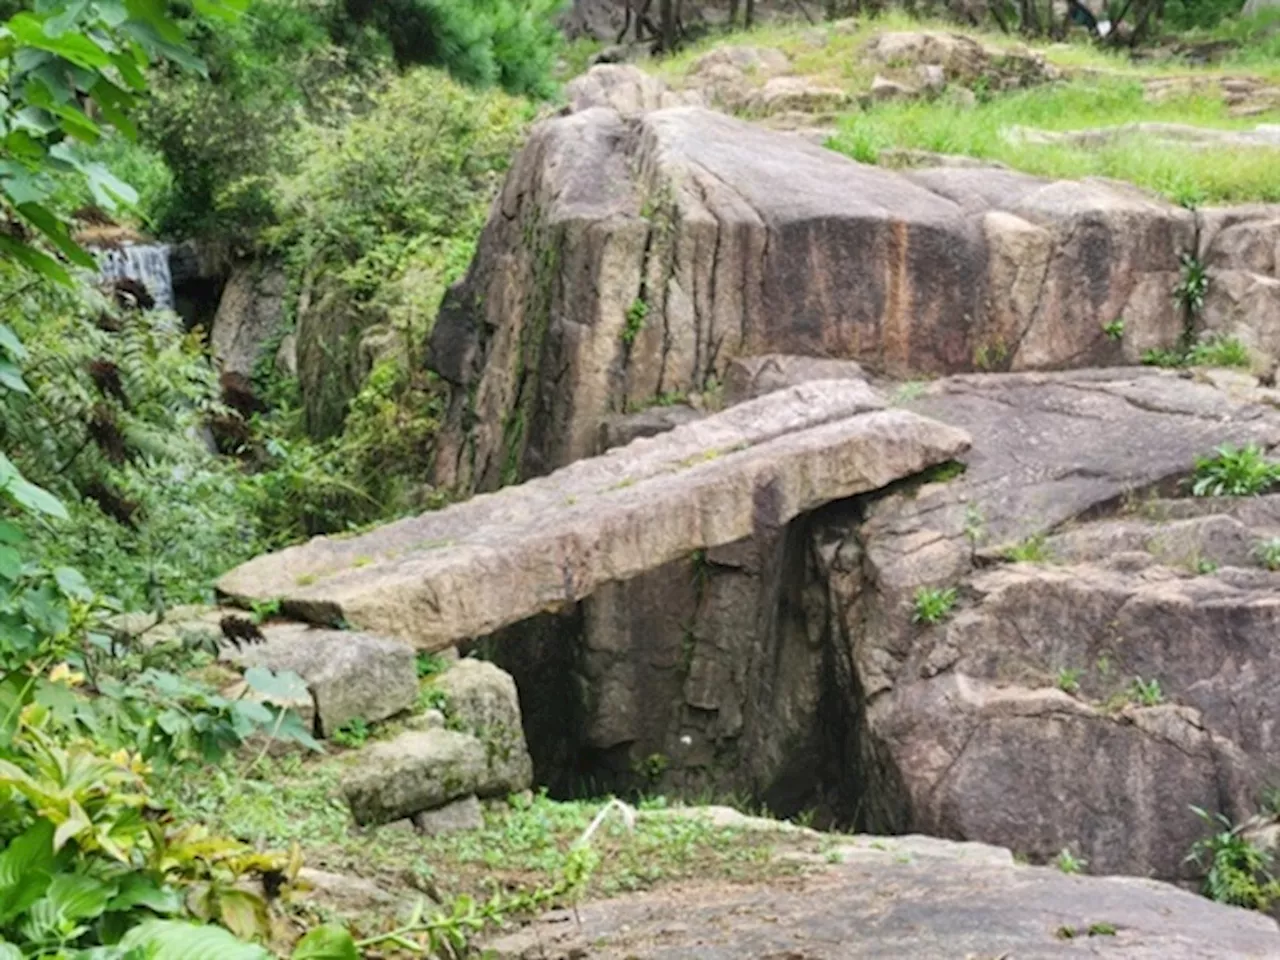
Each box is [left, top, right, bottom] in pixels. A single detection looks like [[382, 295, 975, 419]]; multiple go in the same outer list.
[[217, 379, 970, 650]]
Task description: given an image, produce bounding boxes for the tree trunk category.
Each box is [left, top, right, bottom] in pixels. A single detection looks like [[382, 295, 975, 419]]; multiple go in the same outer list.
[[659, 0, 676, 50]]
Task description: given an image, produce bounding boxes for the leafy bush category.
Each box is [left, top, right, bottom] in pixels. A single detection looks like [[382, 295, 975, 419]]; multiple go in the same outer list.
[[140, 0, 381, 239], [0, 270, 267, 608], [1187, 807, 1280, 911], [1191, 444, 1280, 497]]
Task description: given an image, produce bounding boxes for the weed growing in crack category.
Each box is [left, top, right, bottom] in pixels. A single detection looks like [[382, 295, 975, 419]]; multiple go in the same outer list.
[[1127, 676, 1164, 706], [1253, 538, 1280, 571], [622, 298, 649, 346], [1174, 252, 1209, 315], [1055, 667, 1082, 695], [1004, 533, 1053, 563], [330, 716, 372, 748], [1102, 318, 1125, 341], [912, 586, 958, 625]]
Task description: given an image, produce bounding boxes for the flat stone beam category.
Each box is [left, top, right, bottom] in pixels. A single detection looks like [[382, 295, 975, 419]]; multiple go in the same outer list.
[[217, 381, 970, 650]]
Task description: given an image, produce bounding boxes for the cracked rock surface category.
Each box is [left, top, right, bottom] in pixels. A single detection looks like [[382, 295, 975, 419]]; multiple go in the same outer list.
[[485, 832, 1280, 958]]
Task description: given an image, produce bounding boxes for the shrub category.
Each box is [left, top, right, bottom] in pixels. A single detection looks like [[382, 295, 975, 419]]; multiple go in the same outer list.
[[1187, 807, 1280, 911], [1192, 444, 1280, 497]]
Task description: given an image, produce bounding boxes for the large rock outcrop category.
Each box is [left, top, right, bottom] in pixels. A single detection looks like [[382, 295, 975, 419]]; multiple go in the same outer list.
[[476, 368, 1280, 881], [427, 105, 1199, 491], [217, 380, 969, 649]]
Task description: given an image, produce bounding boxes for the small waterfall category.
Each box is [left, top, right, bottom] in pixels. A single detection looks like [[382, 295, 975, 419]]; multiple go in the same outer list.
[[96, 243, 174, 312]]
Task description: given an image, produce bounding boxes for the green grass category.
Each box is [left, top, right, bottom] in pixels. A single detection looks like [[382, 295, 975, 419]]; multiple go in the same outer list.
[[1004, 533, 1053, 563], [163, 756, 820, 931], [828, 77, 1280, 204], [646, 11, 1280, 203], [912, 586, 958, 625]]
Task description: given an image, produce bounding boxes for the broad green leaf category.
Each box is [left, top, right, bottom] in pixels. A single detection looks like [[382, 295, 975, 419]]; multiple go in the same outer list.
[[108, 874, 183, 915], [7, 12, 113, 68], [0, 324, 29, 361], [274, 707, 323, 752], [243, 666, 308, 704], [44, 0, 91, 37], [123, 0, 185, 43], [0, 819, 56, 924], [15, 201, 98, 267], [119, 919, 273, 960], [0, 545, 21, 580], [0, 360, 28, 394], [44, 872, 116, 923], [0, 520, 26, 545], [54, 566, 92, 599], [215, 888, 267, 941], [291, 925, 358, 960], [0, 235, 70, 285], [6, 473, 68, 519], [0, 940, 22, 960]]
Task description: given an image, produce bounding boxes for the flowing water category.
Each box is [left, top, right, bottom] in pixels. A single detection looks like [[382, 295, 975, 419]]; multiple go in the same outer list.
[[96, 243, 175, 312]]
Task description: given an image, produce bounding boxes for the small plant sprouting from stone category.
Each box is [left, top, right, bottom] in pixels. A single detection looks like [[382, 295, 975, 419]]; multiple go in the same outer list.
[[1088, 923, 1117, 937], [635, 752, 670, 783], [1055, 667, 1082, 696], [622, 298, 649, 346], [892, 381, 927, 405], [1096, 654, 1112, 677], [416, 651, 449, 678], [1253, 538, 1280, 571], [1128, 676, 1164, 707], [912, 586, 958, 625], [1186, 336, 1251, 369], [963, 503, 985, 547], [1174, 252, 1209, 315], [1192, 444, 1280, 497], [331, 716, 371, 749], [1194, 557, 1219, 576], [1055, 847, 1086, 874], [1102, 318, 1125, 341], [1004, 533, 1052, 564], [973, 340, 1008, 371]]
